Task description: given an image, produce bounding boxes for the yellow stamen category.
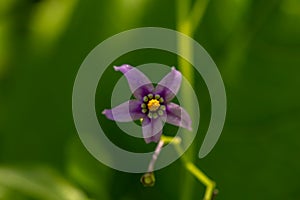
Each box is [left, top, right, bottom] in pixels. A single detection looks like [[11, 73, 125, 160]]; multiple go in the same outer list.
[[147, 99, 160, 111]]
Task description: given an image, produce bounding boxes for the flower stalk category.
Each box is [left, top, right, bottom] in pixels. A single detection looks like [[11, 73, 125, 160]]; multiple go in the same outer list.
[[147, 140, 164, 173], [141, 139, 164, 187], [142, 135, 217, 199]]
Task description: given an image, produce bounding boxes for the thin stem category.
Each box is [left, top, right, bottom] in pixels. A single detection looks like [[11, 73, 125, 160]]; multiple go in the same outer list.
[[161, 135, 181, 144], [176, 0, 210, 198], [185, 163, 216, 200], [144, 135, 217, 199], [169, 135, 217, 200], [141, 140, 165, 187], [163, 135, 217, 199], [176, 2, 194, 200], [147, 140, 164, 172], [188, 0, 210, 34], [144, 136, 181, 175], [176, 0, 210, 36]]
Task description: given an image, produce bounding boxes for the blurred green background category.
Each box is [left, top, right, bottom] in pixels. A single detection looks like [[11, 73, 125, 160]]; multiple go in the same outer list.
[[1, 0, 300, 199]]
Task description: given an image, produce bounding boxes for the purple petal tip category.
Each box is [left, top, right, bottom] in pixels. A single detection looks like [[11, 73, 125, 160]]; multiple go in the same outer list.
[[113, 64, 132, 72], [113, 65, 123, 71]]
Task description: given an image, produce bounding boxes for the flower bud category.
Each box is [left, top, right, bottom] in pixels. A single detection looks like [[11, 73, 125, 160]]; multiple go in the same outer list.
[[140, 172, 155, 187]]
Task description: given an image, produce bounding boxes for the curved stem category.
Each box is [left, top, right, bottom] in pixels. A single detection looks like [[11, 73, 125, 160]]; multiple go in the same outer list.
[[147, 140, 164, 172], [161, 135, 217, 200]]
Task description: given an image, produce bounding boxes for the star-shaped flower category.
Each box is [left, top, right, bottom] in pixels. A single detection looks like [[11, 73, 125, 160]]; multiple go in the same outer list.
[[102, 65, 192, 143]]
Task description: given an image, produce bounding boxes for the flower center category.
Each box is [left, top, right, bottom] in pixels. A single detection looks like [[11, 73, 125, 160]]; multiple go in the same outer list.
[[147, 99, 160, 111], [141, 94, 165, 119]]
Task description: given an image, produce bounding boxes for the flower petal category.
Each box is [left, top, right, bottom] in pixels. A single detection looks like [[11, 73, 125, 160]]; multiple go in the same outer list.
[[114, 65, 154, 99], [102, 100, 144, 122], [155, 67, 182, 102], [166, 103, 192, 131], [142, 118, 163, 143]]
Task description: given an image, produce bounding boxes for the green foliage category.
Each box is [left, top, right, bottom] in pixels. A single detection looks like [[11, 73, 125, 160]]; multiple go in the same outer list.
[[0, 0, 300, 199], [0, 166, 89, 200]]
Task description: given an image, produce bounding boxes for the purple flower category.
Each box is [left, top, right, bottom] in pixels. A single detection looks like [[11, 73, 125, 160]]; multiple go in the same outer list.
[[102, 64, 192, 143]]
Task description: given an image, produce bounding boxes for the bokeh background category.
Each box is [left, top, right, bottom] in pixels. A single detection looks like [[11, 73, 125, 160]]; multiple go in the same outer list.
[[1, 0, 300, 199]]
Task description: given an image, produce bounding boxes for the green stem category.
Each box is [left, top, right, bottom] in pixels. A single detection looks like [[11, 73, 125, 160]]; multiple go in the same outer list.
[[176, 0, 210, 199], [185, 162, 216, 200], [161, 136, 216, 200], [176, 1, 194, 199], [188, 0, 210, 34], [143, 136, 217, 199]]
